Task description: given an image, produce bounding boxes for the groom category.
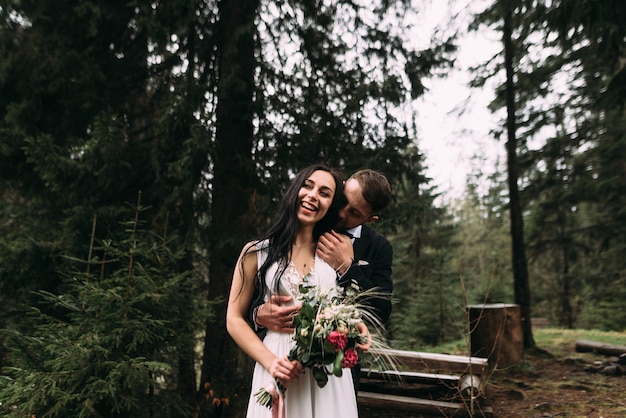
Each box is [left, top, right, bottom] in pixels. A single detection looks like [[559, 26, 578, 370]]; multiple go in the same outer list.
[[252, 169, 393, 391]]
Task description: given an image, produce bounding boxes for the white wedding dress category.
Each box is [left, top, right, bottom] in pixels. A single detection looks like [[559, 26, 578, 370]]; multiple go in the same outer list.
[[246, 242, 358, 418]]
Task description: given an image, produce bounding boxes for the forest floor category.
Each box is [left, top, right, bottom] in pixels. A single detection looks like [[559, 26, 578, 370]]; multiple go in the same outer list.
[[486, 344, 626, 417], [359, 328, 626, 418]]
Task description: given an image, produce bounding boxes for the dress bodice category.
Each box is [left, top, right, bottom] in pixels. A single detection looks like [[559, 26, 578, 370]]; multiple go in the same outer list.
[[256, 241, 337, 302]]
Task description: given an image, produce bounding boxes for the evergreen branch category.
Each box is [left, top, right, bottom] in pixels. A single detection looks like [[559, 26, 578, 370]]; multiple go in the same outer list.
[[124, 192, 142, 320]]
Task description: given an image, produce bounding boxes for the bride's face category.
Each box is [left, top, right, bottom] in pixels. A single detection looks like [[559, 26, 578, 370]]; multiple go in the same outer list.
[[297, 170, 336, 226]]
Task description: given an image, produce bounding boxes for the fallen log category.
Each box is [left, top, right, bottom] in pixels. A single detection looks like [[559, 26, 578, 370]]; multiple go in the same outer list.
[[575, 339, 626, 357]]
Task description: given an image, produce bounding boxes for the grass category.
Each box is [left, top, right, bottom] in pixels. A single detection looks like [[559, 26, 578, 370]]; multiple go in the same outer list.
[[533, 328, 626, 357], [413, 327, 626, 358]]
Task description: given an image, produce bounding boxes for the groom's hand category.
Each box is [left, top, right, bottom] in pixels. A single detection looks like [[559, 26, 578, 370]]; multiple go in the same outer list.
[[256, 295, 299, 333], [317, 230, 354, 275]]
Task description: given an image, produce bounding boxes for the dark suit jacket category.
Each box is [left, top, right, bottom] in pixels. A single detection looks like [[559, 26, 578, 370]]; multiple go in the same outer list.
[[336, 224, 393, 325], [336, 225, 393, 394]]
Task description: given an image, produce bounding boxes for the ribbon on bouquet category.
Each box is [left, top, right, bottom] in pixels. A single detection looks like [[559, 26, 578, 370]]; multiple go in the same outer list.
[[264, 381, 285, 418]]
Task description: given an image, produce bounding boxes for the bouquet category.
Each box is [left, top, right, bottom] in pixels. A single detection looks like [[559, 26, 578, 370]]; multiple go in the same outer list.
[[255, 277, 371, 408]]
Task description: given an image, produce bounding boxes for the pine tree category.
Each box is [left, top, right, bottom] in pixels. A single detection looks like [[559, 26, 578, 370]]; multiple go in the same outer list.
[[0, 196, 209, 418], [0, 1, 215, 405], [546, 0, 626, 330], [384, 146, 458, 347], [471, 0, 536, 347], [470, 0, 626, 331]]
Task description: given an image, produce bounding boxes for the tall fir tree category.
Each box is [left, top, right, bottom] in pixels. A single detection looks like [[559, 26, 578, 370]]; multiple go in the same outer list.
[[0, 0, 216, 409], [470, 0, 626, 332]]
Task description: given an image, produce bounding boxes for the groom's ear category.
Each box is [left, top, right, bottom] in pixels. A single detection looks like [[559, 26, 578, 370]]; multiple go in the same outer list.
[[364, 214, 379, 224]]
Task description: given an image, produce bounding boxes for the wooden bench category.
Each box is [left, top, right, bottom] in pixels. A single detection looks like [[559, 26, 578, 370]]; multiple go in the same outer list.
[[531, 317, 549, 328], [358, 348, 493, 417]]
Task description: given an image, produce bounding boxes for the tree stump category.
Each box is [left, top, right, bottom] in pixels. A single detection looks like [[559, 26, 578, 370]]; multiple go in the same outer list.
[[467, 304, 523, 369]]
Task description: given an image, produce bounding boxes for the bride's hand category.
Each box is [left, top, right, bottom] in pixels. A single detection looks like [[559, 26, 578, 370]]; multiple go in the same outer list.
[[269, 355, 303, 385], [355, 322, 372, 351]]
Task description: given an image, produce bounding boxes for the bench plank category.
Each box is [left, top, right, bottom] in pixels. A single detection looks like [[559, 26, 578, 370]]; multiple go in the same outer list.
[[362, 368, 461, 386], [358, 391, 493, 417], [370, 348, 488, 376]]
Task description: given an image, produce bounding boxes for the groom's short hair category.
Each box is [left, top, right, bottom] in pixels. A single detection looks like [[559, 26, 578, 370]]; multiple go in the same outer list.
[[349, 169, 392, 214]]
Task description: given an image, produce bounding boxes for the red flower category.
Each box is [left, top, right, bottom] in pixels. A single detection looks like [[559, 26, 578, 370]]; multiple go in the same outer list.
[[341, 348, 359, 368], [327, 330, 347, 351]]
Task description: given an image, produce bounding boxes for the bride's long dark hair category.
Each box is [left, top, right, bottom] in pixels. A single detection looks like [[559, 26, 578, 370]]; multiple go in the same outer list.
[[246, 164, 345, 297]]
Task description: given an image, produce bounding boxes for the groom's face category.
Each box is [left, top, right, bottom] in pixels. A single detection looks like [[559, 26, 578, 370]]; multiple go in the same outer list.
[[336, 178, 375, 230]]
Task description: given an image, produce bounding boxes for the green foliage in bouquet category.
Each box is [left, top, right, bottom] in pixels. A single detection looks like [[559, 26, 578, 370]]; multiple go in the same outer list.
[[288, 279, 366, 388], [255, 278, 368, 408], [255, 276, 397, 409]]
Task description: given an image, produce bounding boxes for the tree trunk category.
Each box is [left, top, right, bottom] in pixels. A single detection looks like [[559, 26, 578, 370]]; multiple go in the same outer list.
[[198, 0, 260, 416], [502, 6, 535, 349], [559, 217, 574, 329]]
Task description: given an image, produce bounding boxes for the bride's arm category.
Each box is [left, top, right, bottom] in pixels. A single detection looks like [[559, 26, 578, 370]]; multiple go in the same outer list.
[[226, 243, 302, 382]]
